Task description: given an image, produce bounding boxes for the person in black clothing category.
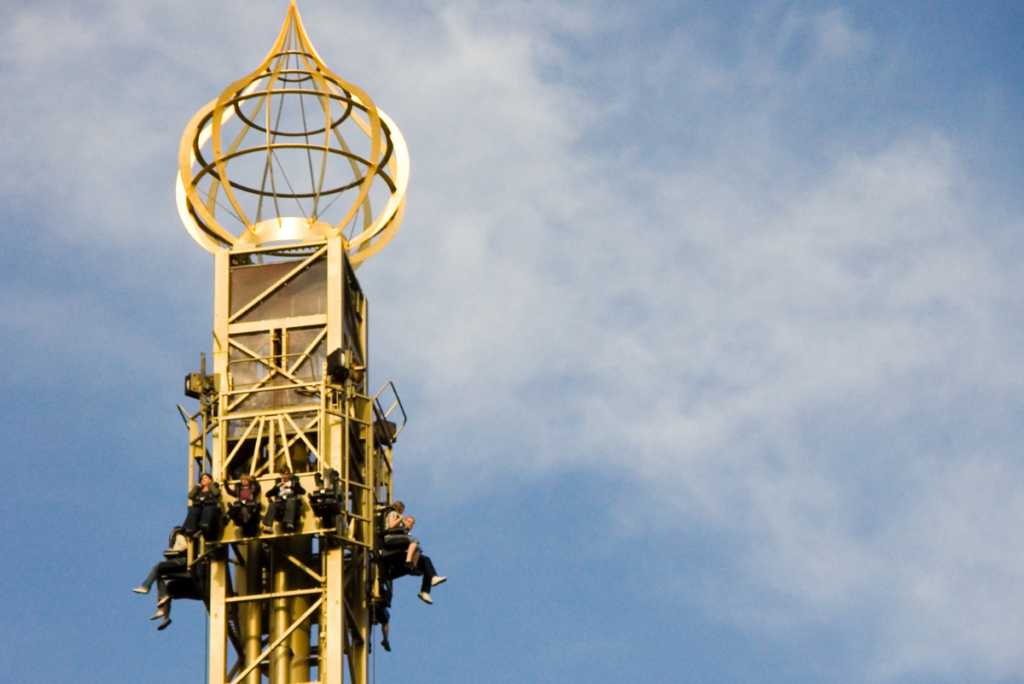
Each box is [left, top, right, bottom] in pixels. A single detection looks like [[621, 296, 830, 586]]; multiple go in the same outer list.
[[371, 578, 393, 652], [381, 516, 446, 604], [133, 527, 189, 631], [262, 468, 306, 534], [225, 473, 262, 537], [182, 473, 221, 540]]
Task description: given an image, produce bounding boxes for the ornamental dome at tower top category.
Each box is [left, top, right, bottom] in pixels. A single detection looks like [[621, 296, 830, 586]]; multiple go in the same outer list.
[[176, 1, 409, 266]]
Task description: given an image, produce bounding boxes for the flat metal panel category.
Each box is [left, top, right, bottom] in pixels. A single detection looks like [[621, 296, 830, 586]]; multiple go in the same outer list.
[[231, 257, 327, 322]]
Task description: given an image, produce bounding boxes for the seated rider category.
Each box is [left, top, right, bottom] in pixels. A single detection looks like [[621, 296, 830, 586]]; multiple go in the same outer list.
[[225, 474, 262, 537], [182, 473, 221, 540], [384, 501, 419, 567], [381, 509, 447, 605], [133, 527, 189, 631], [262, 468, 306, 534], [384, 501, 405, 530]]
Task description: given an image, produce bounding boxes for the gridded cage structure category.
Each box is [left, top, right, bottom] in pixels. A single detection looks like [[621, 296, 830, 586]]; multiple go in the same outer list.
[[175, 5, 409, 683], [176, 1, 408, 266]]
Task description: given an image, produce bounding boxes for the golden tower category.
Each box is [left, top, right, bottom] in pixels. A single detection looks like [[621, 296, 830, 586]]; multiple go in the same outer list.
[[175, 4, 409, 683]]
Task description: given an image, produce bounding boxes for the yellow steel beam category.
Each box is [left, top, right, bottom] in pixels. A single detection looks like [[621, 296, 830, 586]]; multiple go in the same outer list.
[[226, 588, 321, 604]]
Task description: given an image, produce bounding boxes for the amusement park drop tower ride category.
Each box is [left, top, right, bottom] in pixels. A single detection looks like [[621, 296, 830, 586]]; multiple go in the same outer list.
[[174, 4, 410, 683]]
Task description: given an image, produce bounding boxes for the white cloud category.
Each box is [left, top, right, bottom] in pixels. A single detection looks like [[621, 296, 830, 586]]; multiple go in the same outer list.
[[358, 5, 1024, 679]]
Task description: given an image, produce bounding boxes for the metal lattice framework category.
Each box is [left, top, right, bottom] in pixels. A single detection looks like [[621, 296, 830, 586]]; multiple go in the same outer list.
[[182, 239, 406, 684], [177, 0, 409, 267]]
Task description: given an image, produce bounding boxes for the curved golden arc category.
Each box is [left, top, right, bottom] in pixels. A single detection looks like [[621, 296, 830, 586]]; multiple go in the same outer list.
[[350, 108, 409, 249]]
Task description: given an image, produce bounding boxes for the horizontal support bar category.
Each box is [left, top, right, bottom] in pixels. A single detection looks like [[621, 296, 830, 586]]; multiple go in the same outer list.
[[221, 405, 321, 421], [322, 409, 371, 424], [229, 314, 327, 335], [226, 240, 327, 256], [223, 382, 321, 396], [226, 587, 322, 604], [322, 534, 372, 549]]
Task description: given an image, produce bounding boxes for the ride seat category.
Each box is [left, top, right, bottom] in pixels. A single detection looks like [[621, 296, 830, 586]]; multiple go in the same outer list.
[[381, 532, 411, 550]]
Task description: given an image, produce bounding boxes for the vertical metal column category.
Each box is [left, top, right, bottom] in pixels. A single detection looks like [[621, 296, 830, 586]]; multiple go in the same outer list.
[[289, 537, 313, 683], [241, 540, 262, 684], [270, 547, 291, 683], [208, 247, 231, 684]]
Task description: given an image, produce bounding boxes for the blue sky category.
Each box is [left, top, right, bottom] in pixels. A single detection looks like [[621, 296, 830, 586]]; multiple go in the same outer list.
[[1, 1, 1024, 682]]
